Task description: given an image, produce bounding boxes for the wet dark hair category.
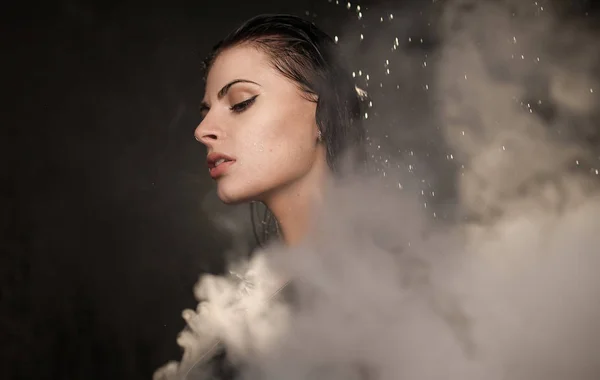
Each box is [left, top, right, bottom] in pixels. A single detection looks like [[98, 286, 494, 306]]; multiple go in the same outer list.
[[203, 14, 366, 245]]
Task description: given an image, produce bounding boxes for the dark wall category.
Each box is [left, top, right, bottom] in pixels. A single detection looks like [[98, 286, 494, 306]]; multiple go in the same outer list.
[[3, 2, 323, 379]]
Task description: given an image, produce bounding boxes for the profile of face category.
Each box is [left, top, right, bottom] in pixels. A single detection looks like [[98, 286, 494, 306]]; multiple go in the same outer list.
[[195, 44, 324, 204]]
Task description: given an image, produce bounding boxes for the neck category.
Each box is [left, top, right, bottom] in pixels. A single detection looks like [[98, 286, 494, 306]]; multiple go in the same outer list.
[[264, 149, 329, 247]]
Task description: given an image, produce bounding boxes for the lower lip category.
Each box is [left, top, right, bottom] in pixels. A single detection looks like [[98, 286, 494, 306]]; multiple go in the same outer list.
[[209, 161, 236, 179]]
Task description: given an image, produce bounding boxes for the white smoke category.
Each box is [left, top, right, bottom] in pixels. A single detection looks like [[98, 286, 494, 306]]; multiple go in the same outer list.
[[155, 1, 600, 379], [258, 176, 600, 380]]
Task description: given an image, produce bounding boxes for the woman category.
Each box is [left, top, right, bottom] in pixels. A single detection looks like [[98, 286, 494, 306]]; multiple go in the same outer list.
[[154, 14, 366, 380]]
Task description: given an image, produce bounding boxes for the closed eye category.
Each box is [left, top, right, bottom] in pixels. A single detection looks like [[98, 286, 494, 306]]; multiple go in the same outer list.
[[230, 95, 258, 113]]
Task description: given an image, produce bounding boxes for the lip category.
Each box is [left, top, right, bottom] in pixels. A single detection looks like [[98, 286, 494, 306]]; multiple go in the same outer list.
[[207, 152, 236, 179]]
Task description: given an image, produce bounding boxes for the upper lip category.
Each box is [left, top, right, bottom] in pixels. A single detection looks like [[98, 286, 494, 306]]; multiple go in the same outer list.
[[207, 152, 236, 168]]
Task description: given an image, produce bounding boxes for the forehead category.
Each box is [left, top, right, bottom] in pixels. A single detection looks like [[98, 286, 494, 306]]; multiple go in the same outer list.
[[205, 45, 275, 94]]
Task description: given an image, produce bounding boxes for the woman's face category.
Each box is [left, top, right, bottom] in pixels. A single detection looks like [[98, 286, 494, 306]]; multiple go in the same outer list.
[[195, 44, 323, 204]]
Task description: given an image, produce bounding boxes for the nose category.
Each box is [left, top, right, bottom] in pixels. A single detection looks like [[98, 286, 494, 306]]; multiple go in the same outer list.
[[194, 119, 223, 148]]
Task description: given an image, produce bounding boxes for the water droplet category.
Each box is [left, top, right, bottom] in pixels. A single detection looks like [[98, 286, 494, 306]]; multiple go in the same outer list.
[[425, 84, 429, 90], [590, 88, 594, 93], [461, 131, 465, 136], [389, 14, 394, 20], [360, 33, 364, 41], [356, 5, 360, 11], [366, 74, 370, 80], [386, 68, 390, 74], [347, 2, 351, 9], [364, 112, 369, 119], [352, 71, 356, 78], [334, 36, 338, 43], [358, 12, 362, 20], [512, 36, 517, 43], [358, 70, 362, 76], [380, 17, 384, 22]]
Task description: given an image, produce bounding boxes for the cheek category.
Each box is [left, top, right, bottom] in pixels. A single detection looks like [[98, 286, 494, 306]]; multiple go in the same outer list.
[[218, 103, 317, 200], [250, 107, 315, 170], [212, 123, 286, 203]]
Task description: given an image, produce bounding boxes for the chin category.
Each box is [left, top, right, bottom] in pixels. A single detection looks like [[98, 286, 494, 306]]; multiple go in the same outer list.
[[216, 189, 242, 205], [216, 183, 254, 205]]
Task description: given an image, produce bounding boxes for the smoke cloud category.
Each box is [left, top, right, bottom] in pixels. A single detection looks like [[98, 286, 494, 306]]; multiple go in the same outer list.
[[156, 1, 600, 379]]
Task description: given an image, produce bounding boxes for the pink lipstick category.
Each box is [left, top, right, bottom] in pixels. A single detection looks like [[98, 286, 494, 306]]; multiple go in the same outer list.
[[207, 152, 236, 179]]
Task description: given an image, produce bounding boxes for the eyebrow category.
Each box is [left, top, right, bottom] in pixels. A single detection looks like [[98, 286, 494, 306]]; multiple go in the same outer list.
[[200, 79, 260, 112]]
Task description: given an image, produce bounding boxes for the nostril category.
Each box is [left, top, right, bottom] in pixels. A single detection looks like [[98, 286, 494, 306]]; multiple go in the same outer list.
[[196, 133, 218, 142]]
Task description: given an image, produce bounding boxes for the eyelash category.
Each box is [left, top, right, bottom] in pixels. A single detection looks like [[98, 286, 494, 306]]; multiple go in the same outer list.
[[230, 95, 258, 113]]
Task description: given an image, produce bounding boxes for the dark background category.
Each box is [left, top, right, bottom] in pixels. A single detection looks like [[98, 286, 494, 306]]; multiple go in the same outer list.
[[2, 1, 367, 379], [2, 1, 599, 379]]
